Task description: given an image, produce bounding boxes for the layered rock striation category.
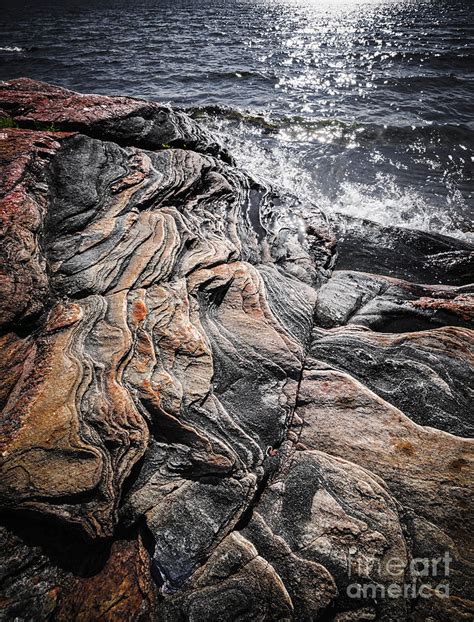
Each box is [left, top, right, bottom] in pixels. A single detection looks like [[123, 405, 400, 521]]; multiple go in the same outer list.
[[0, 79, 473, 621]]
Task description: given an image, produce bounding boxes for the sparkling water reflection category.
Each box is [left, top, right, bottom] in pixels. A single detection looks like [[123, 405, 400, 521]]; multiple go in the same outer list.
[[1, 0, 472, 238]]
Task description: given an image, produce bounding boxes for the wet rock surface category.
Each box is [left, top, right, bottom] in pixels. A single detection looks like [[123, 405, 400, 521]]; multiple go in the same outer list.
[[0, 79, 473, 621], [332, 214, 474, 286]]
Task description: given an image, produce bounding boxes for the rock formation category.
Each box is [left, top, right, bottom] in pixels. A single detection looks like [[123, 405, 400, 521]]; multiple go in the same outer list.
[[0, 79, 473, 621]]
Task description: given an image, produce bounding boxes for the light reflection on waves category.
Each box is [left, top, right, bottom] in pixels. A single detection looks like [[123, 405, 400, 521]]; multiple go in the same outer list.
[[198, 111, 473, 243], [1, 0, 473, 123], [1, 0, 472, 240]]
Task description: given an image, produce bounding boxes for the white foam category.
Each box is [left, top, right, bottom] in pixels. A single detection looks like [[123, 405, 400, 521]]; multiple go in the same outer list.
[[320, 174, 473, 242], [0, 46, 25, 52], [205, 116, 473, 243]]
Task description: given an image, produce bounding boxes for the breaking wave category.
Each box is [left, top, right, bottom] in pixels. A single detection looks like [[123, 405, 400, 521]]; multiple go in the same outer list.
[[192, 106, 473, 243]]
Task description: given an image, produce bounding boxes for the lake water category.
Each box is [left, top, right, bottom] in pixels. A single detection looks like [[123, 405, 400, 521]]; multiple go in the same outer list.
[[1, 0, 473, 240]]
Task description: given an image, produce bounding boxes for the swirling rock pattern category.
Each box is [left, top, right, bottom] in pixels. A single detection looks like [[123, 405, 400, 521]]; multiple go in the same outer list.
[[0, 80, 472, 621]]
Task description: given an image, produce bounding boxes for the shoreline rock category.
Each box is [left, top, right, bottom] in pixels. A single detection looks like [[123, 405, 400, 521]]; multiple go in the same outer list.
[[0, 79, 472, 621]]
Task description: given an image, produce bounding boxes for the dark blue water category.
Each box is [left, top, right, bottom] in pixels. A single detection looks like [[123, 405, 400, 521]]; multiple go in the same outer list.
[[1, 0, 473, 239]]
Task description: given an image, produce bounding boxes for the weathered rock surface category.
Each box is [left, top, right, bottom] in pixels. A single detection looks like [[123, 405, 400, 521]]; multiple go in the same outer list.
[[332, 214, 474, 285], [310, 325, 474, 437], [316, 270, 474, 331], [295, 364, 473, 604], [0, 78, 229, 160], [0, 79, 472, 621]]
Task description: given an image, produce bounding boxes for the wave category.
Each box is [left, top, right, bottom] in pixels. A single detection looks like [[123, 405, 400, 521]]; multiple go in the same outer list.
[[0, 45, 39, 53], [378, 74, 472, 89], [0, 46, 25, 52], [211, 69, 276, 81], [190, 105, 473, 242], [186, 105, 474, 147], [355, 49, 474, 70]]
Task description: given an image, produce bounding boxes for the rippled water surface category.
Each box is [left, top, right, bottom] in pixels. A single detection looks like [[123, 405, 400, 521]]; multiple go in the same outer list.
[[1, 0, 473, 238]]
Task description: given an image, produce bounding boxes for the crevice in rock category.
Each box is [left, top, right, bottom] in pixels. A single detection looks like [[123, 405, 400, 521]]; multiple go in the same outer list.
[[0, 509, 113, 577]]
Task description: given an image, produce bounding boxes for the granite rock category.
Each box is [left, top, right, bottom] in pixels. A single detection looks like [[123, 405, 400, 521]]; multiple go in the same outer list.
[[0, 80, 472, 621]]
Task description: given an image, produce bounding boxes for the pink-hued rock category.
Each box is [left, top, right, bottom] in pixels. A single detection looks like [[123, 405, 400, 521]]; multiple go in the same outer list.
[[0, 128, 72, 329], [294, 362, 474, 620], [0, 77, 230, 159], [0, 80, 472, 621]]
